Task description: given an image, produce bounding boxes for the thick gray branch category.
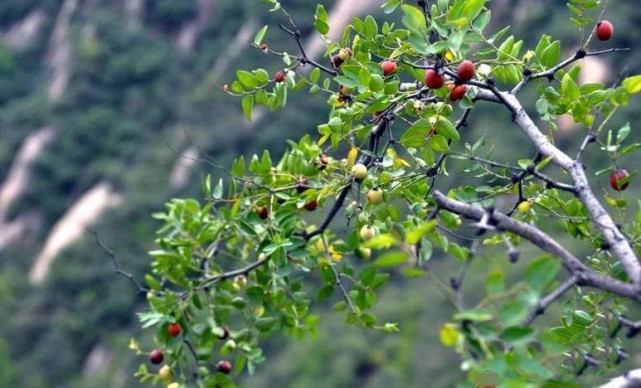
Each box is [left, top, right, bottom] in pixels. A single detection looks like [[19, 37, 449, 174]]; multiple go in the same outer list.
[[599, 369, 641, 388], [474, 90, 641, 285], [433, 191, 641, 302]]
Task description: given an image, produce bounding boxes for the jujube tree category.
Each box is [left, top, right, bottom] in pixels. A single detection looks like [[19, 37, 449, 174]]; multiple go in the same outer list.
[[119, 0, 641, 386]]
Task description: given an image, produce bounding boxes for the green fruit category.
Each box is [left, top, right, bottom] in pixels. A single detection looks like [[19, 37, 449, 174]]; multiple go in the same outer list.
[[223, 339, 237, 351], [233, 275, 247, 289], [159, 365, 171, 380], [360, 225, 375, 241], [351, 164, 368, 180], [355, 247, 372, 259], [518, 201, 532, 213], [367, 188, 384, 204]]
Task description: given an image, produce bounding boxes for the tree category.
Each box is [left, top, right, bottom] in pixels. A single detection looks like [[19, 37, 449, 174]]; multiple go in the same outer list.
[[121, 0, 641, 386]]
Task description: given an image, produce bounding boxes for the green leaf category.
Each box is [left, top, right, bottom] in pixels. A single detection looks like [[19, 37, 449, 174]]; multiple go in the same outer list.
[[241, 95, 253, 121], [363, 15, 378, 38], [401, 4, 427, 34], [369, 74, 385, 92], [539, 41, 560, 68], [472, 10, 491, 31], [429, 134, 450, 152], [212, 178, 224, 200], [255, 317, 278, 332], [623, 75, 641, 94], [485, 270, 505, 295], [498, 300, 529, 326], [434, 117, 460, 140], [501, 326, 536, 345], [561, 73, 580, 101], [314, 4, 329, 35], [381, 0, 403, 14], [406, 220, 437, 244], [253, 25, 268, 45], [617, 122, 631, 143], [310, 68, 321, 83], [317, 284, 334, 300], [525, 255, 560, 292], [236, 70, 257, 90], [449, 0, 487, 25], [374, 251, 408, 267], [401, 267, 426, 277], [400, 120, 430, 148], [620, 143, 641, 156], [363, 234, 397, 249], [454, 308, 492, 322]]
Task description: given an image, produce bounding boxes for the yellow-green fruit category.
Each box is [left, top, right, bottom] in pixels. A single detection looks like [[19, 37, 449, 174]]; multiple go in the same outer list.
[[367, 188, 384, 204], [159, 365, 171, 380], [355, 247, 372, 259], [518, 201, 532, 213], [167, 383, 180, 388], [233, 275, 247, 289], [224, 339, 237, 351], [360, 225, 375, 241], [338, 48, 352, 60], [351, 164, 368, 180]]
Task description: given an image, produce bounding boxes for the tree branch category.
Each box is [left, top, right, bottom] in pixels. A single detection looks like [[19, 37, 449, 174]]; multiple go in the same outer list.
[[302, 183, 352, 240], [512, 48, 629, 94], [432, 191, 641, 302], [474, 89, 641, 285], [199, 255, 270, 288], [92, 230, 148, 294], [598, 369, 641, 388], [523, 275, 579, 326], [279, 24, 338, 76]]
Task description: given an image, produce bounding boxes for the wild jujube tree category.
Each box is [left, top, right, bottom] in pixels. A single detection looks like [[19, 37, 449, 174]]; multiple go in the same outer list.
[[122, 0, 641, 386]]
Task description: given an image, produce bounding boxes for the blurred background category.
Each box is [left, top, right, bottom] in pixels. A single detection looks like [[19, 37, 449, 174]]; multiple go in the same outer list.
[[0, 0, 640, 387]]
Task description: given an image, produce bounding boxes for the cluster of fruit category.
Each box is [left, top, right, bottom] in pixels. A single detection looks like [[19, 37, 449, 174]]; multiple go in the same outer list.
[[148, 323, 233, 385]]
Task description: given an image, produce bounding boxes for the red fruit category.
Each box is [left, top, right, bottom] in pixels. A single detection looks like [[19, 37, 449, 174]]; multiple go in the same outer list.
[[596, 20, 614, 41], [296, 177, 309, 194], [425, 69, 444, 89], [274, 70, 286, 83], [256, 206, 269, 219], [318, 154, 329, 170], [457, 60, 475, 82], [332, 54, 344, 68], [610, 169, 630, 191], [260, 43, 269, 51], [448, 84, 467, 101], [217, 360, 233, 374], [381, 60, 397, 76], [167, 323, 181, 337], [149, 349, 164, 365], [304, 199, 318, 211]]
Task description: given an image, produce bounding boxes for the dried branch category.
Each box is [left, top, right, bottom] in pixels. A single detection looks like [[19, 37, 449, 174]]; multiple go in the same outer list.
[[279, 24, 338, 76], [92, 230, 147, 294]]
